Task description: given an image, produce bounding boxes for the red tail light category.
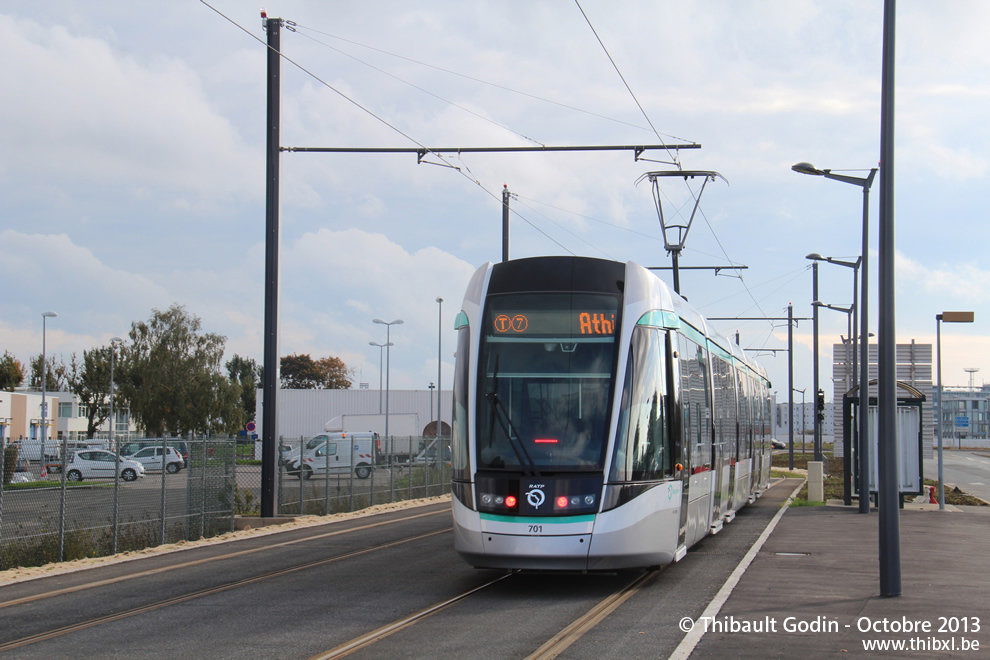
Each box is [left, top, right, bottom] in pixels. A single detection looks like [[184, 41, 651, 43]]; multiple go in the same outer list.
[[505, 495, 517, 508], [556, 496, 569, 508]]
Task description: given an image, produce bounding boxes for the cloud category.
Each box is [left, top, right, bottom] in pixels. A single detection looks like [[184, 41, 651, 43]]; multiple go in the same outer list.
[[0, 230, 172, 360], [898, 251, 990, 303], [0, 14, 260, 201]]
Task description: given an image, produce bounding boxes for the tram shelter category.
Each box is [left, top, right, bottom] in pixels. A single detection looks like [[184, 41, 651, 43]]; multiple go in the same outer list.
[[841, 380, 926, 506]]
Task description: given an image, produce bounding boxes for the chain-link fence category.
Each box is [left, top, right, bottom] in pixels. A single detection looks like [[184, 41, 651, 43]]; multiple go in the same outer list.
[[0, 435, 451, 571], [272, 435, 452, 516]]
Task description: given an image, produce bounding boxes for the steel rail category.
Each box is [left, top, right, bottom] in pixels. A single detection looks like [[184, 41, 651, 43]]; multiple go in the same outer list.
[[0, 526, 451, 653], [0, 507, 448, 610]]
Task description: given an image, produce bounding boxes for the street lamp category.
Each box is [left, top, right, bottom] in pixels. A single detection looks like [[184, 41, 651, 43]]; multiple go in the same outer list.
[[808, 253, 864, 505], [373, 319, 403, 439], [794, 163, 876, 514], [109, 336, 123, 554], [805, 258, 822, 462], [794, 387, 807, 454], [368, 341, 393, 414], [815, 301, 856, 504], [40, 312, 57, 457], [436, 297, 443, 443], [936, 311, 975, 510], [428, 382, 435, 434], [41, 312, 66, 561]]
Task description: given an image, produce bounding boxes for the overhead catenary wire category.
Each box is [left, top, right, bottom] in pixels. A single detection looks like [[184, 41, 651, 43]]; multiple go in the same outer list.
[[290, 23, 661, 136], [203, 3, 699, 259], [292, 29, 546, 147]]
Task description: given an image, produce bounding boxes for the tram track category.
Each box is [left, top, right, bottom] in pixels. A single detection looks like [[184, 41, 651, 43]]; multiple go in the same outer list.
[[0, 515, 452, 653], [306, 567, 665, 660], [0, 507, 448, 610]]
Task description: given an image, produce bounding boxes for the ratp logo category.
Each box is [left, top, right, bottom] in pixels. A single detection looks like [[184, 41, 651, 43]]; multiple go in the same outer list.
[[525, 488, 546, 509]]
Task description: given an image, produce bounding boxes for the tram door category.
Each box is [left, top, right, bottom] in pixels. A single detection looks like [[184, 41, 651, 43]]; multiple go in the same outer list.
[[670, 334, 688, 549], [678, 332, 712, 547]]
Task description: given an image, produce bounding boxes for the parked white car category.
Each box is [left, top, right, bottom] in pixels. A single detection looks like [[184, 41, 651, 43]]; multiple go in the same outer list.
[[127, 446, 185, 473], [64, 450, 145, 482]]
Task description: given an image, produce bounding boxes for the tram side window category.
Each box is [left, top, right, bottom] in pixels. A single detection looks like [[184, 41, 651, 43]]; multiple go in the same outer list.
[[679, 333, 712, 470], [712, 355, 737, 463], [451, 325, 471, 481], [610, 327, 670, 482]]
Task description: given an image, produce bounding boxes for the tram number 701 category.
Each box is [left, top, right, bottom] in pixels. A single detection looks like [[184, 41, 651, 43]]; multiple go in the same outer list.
[[528, 525, 543, 534]]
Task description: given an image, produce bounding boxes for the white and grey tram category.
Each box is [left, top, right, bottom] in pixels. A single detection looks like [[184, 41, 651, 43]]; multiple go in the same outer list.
[[450, 256, 773, 571]]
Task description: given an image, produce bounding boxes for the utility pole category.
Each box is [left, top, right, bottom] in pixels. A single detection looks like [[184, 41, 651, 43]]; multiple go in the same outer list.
[[502, 185, 510, 262], [709, 309, 810, 471], [261, 12, 281, 519]]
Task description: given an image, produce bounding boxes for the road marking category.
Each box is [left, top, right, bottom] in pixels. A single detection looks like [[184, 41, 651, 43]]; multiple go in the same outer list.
[[669, 478, 806, 660]]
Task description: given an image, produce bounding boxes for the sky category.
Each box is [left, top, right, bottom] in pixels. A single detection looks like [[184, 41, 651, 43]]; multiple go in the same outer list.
[[2, 1, 989, 406]]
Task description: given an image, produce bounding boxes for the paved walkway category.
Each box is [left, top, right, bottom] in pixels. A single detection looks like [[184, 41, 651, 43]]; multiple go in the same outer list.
[[683, 481, 990, 658]]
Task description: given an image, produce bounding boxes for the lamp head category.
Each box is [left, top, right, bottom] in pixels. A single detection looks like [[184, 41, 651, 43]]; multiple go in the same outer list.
[[42, 311, 58, 318], [940, 311, 975, 324], [792, 162, 825, 176], [806, 253, 823, 261]]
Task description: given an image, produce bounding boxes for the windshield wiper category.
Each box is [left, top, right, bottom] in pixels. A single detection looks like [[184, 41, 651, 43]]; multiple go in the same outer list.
[[485, 391, 541, 478]]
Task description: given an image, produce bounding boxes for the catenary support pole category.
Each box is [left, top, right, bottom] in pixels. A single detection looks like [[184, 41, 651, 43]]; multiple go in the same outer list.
[[877, 0, 900, 598], [261, 16, 281, 519]]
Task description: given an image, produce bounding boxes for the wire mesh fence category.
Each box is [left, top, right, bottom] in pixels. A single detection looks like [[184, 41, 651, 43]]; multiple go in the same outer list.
[[0, 435, 451, 571]]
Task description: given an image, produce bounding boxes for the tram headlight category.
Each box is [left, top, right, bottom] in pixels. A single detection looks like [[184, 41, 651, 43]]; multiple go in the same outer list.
[[494, 496, 504, 505], [584, 495, 595, 506], [481, 493, 493, 505]]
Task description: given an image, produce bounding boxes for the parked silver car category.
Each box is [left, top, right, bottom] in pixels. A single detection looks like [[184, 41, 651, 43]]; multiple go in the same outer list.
[[64, 450, 145, 482], [127, 446, 185, 473]]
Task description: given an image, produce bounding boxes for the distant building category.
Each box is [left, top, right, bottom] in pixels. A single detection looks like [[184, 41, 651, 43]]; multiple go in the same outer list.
[[256, 388, 452, 440], [0, 389, 136, 446], [830, 340, 933, 459], [934, 385, 990, 445]]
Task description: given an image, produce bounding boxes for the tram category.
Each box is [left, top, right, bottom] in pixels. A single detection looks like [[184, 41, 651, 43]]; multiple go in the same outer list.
[[450, 256, 773, 571]]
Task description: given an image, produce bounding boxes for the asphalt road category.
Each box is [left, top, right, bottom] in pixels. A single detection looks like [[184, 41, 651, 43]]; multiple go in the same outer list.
[[924, 449, 990, 503], [0, 482, 799, 659]]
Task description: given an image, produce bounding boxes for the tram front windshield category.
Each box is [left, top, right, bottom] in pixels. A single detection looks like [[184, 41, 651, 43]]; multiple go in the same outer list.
[[477, 293, 618, 473]]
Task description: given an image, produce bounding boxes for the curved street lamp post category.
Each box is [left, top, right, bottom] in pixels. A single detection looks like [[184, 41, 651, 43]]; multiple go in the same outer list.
[[373, 319, 403, 440]]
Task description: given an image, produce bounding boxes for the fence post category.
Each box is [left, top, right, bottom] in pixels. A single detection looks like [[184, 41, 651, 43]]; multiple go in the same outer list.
[[277, 435, 284, 515], [324, 436, 330, 515], [348, 438, 355, 512], [230, 437, 237, 533], [199, 437, 206, 540], [57, 436, 68, 562], [159, 437, 168, 545], [297, 435, 304, 515]]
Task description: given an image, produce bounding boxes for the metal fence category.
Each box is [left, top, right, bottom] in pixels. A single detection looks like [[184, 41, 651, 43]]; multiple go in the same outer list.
[[0, 435, 451, 571], [273, 435, 451, 516]]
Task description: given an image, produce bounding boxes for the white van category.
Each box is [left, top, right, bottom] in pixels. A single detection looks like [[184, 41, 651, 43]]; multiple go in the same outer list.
[[14, 438, 100, 463], [287, 432, 377, 480]]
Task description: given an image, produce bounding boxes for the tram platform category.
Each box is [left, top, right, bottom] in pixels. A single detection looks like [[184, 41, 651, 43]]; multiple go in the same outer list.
[[685, 478, 990, 658]]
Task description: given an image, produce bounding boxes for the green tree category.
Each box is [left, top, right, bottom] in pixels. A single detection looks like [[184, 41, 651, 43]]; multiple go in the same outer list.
[[29, 354, 68, 391], [68, 347, 115, 439], [280, 354, 352, 389], [316, 356, 353, 389], [226, 354, 261, 423], [121, 304, 242, 436], [0, 351, 25, 391]]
